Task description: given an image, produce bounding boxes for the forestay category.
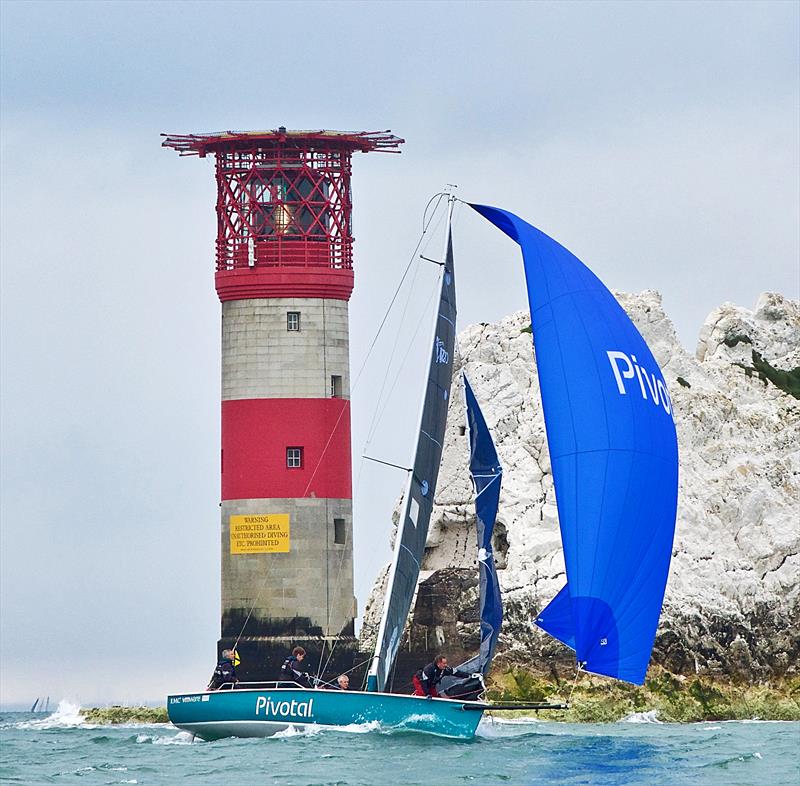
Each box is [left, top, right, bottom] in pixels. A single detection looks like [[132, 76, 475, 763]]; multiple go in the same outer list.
[[366, 223, 457, 693], [470, 204, 679, 685]]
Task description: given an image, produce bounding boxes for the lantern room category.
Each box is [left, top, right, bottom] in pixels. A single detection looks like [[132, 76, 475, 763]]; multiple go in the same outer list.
[[162, 128, 404, 301]]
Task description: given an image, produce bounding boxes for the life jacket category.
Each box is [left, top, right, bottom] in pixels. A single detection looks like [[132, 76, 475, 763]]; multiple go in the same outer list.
[[281, 656, 301, 679], [415, 662, 447, 686], [281, 655, 313, 687], [208, 658, 236, 689]]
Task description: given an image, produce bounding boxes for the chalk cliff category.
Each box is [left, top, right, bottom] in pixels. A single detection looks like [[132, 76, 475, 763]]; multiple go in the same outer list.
[[360, 292, 800, 681]]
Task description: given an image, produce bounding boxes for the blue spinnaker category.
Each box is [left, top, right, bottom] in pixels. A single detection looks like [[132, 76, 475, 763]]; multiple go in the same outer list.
[[463, 373, 503, 674], [534, 584, 576, 651], [470, 204, 679, 685]]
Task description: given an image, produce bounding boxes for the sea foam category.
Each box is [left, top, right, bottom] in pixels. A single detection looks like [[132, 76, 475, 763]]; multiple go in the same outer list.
[[620, 710, 663, 724], [14, 700, 89, 729]]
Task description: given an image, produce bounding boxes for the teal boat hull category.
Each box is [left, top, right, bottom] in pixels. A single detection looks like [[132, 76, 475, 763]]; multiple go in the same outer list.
[[167, 688, 484, 740]]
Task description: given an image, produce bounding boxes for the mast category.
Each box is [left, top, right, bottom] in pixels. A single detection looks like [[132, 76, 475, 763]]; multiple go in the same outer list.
[[366, 195, 457, 693]]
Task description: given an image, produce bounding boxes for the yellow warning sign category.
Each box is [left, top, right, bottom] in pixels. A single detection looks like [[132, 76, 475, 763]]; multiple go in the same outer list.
[[230, 514, 290, 554]]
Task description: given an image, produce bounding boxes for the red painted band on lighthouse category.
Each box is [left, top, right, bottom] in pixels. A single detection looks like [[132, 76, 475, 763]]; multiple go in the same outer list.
[[221, 398, 352, 501], [215, 268, 354, 303]]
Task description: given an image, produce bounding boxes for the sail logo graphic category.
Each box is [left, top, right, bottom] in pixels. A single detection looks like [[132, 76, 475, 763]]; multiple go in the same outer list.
[[434, 337, 449, 364], [606, 351, 673, 417], [255, 695, 314, 719]]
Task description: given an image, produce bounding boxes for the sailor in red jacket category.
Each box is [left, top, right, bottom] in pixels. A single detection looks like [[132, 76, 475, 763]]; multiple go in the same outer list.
[[412, 655, 472, 698]]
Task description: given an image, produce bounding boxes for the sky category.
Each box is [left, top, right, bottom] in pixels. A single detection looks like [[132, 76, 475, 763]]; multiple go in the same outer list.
[[1, 0, 798, 706]]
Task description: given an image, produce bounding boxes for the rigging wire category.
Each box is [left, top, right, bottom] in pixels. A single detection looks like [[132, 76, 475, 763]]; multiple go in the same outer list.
[[304, 193, 448, 500], [364, 197, 464, 454], [229, 564, 276, 656], [366, 281, 438, 451], [362, 196, 447, 448], [567, 663, 584, 705], [353, 192, 447, 401]]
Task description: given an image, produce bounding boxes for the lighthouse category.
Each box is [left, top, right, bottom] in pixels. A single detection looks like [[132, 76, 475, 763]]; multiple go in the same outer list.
[[162, 129, 404, 679]]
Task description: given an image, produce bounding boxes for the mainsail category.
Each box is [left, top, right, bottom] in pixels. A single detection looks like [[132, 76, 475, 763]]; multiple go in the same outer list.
[[366, 210, 457, 693], [463, 373, 503, 675], [471, 204, 679, 685]]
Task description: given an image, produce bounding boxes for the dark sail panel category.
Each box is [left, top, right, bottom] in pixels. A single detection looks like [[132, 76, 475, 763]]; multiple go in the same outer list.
[[463, 374, 503, 674], [367, 227, 457, 693], [440, 374, 504, 700]]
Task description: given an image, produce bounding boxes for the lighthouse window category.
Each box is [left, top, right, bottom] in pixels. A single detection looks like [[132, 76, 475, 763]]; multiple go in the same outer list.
[[286, 447, 303, 468], [287, 311, 301, 331], [333, 518, 346, 545], [330, 375, 343, 398]]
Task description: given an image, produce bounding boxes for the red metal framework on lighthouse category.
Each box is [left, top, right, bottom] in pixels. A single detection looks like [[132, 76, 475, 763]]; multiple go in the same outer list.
[[162, 129, 404, 301]]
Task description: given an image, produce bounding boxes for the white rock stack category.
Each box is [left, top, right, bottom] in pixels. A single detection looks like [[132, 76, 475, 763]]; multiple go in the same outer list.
[[360, 292, 800, 680]]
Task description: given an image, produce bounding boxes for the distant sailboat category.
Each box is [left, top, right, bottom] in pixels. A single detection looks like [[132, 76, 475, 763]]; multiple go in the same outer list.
[[166, 197, 677, 739], [29, 696, 50, 713]]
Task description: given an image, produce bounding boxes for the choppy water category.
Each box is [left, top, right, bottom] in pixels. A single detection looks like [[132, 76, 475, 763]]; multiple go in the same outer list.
[[1, 702, 798, 785]]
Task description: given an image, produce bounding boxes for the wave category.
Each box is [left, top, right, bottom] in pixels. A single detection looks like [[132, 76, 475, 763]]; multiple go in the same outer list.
[[397, 713, 438, 725], [135, 730, 196, 745], [619, 710, 663, 724], [63, 765, 134, 780], [700, 751, 764, 768], [330, 720, 382, 734], [273, 724, 323, 739], [273, 720, 383, 739], [735, 718, 792, 724], [485, 716, 545, 725], [8, 700, 172, 733], [13, 700, 89, 730], [476, 716, 544, 740]]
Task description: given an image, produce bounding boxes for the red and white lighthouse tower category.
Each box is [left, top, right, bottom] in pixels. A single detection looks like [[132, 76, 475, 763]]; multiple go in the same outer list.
[[163, 128, 403, 678]]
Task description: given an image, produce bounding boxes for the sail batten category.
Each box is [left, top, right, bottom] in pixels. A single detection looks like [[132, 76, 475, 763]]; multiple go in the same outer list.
[[367, 205, 457, 693], [471, 203, 679, 686]]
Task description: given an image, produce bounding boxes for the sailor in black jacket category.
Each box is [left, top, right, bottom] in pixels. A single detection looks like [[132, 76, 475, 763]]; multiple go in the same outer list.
[[207, 649, 238, 691], [280, 646, 313, 688], [412, 655, 472, 698]]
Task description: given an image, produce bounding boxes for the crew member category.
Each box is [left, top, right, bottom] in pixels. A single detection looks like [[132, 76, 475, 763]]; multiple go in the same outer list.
[[335, 674, 350, 690], [207, 649, 239, 691], [412, 655, 471, 698], [280, 646, 313, 688]]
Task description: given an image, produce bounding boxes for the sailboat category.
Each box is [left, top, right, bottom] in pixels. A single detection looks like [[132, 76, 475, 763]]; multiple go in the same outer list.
[[167, 198, 678, 739], [29, 696, 49, 714]]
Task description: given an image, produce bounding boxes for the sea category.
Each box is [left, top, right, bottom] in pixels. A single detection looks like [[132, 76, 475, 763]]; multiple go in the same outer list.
[[1, 702, 798, 786]]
